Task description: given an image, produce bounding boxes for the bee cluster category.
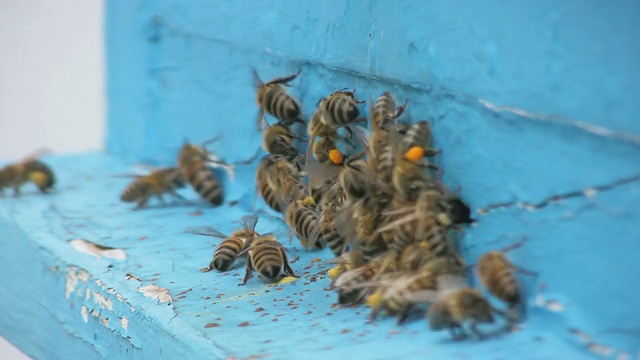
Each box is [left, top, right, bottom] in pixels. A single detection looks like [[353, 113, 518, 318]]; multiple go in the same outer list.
[[251, 69, 532, 339]]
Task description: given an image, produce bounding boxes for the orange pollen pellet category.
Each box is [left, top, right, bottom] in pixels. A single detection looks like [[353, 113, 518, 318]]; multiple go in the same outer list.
[[404, 146, 425, 163], [329, 149, 344, 165]]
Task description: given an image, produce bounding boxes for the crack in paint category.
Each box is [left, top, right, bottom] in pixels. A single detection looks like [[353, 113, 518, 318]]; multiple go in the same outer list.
[[151, 16, 640, 150], [477, 173, 640, 215]]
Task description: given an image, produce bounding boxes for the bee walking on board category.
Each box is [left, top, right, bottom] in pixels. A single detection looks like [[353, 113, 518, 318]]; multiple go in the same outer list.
[[239, 234, 298, 285], [476, 240, 536, 327], [120, 167, 186, 209], [426, 288, 495, 339], [0, 153, 55, 196], [254, 69, 304, 130], [178, 141, 225, 206], [187, 215, 260, 272]]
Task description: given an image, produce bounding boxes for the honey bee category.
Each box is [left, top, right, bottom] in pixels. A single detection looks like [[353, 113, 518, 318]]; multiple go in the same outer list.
[[254, 69, 304, 130], [178, 142, 224, 206], [0, 156, 55, 196], [318, 208, 349, 257], [305, 90, 364, 167], [239, 234, 298, 285], [426, 288, 495, 339], [120, 167, 186, 209], [367, 269, 438, 323], [476, 241, 533, 324], [371, 92, 408, 129], [400, 120, 440, 162], [319, 89, 365, 129], [189, 215, 259, 272], [263, 155, 308, 204], [330, 251, 397, 305], [262, 122, 300, 158], [284, 196, 324, 250], [255, 156, 285, 212]]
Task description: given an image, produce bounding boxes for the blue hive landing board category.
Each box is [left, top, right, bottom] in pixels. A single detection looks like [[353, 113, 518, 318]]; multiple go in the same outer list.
[[0, 152, 628, 359]]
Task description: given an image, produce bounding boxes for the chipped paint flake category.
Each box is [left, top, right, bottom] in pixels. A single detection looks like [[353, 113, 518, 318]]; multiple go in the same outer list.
[[69, 238, 127, 260], [120, 316, 129, 332], [139, 284, 173, 304], [65, 267, 90, 299], [85, 288, 91, 300], [81, 305, 89, 323], [91, 309, 110, 326], [535, 295, 565, 312], [92, 291, 114, 311]]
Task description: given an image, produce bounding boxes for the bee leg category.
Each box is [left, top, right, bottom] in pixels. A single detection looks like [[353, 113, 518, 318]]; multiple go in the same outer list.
[[396, 305, 414, 325], [156, 195, 167, 206], [424, 147, 441, 157], [200, 266, 213, 273], [449, 325, 468, 340], [281, 249, 299, 278], [257, 110, 268, 131], [239, 259, 253, 286], [134, 197, 149, 210], [468, 321, 486, 340], [393, 98, 409, 119]]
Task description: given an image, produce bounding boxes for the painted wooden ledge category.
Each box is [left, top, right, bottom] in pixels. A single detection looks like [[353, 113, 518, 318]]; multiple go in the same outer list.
[[0, 152, 597, 359]]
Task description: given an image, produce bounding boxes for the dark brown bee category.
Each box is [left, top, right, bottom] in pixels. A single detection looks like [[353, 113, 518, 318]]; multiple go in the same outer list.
[[263, 155, 308, 205], [0, 156, 55, 196], [319, 89, 365, 129], [262, 122, 300, 158], [476, 242, 535, 325], [120, 167, 186, 209], [255, 156, 285, 212], [189, 215, 259, 272], [178, 142, 224, 206], [400, 121, 440, 161], [426, 288, 495, 339], [240, 234, 298, 285], [284, 197, 324, 250], [319, 209, 349, 257], [254, 69, 303, 130]]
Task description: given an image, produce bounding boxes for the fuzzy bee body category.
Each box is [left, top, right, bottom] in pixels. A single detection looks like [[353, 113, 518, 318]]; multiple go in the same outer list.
[[285, 197, 324, 250], [254, 70, 303, 129], [319, 90, 364, 129], [369, 270, 438, 323], [178, 143, 224, 206], [241, 235, 297, 284], [120, 167, 186, 209], [262, 122, 299, 158], [477, 251, 520, 306], [426, 288, 494, 338], [319, 210, 348, 256], [0, 158, 55, 196], [208, 216, 259, 271]]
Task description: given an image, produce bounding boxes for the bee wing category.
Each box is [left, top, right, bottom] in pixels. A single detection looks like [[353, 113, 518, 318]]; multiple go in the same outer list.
[[373, 212, 419, 236], [403, 289, 439, 304], [252, 68, 264, 88], [238, 214, 259, 231], [305, 159, 342, 188], [436, 274, 468, 292], [184, 226, 227, 238]]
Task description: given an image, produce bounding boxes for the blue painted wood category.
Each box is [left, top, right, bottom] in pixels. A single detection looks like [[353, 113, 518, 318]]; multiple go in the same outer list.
[[1, 0, 639, 358], [0, 152, 614, 359]]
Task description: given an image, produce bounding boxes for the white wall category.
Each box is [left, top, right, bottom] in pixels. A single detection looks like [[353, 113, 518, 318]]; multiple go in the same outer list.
[[0, 0, 104, 358], [0, 0, 105, 160]]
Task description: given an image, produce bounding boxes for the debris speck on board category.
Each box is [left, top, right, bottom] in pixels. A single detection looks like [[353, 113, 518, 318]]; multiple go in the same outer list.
[[69, 238, 127, 260]]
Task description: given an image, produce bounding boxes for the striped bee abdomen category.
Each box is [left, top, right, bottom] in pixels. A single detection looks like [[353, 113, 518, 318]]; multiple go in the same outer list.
[[252, 245, 284, 280], [186, 161, 223, 206], [263, 86, 301, 123], [212, 237, 245, 271]]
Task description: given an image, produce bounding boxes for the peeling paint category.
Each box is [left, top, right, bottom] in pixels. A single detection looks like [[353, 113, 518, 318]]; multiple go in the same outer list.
[[120, 316, 129, 332], [81, 305, 89, 323], [65, 267, 89, 299], [535, 295, 565, 313], [92, 291, 114, 311], [68, 238, 127, 260], [139, 284, 173, 304], [90, 309, 109, 326]]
